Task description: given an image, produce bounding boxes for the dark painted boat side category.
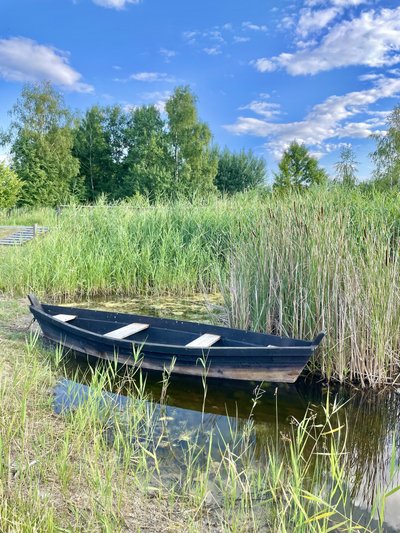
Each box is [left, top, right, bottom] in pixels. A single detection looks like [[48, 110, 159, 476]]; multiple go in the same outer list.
[[28, 296, 325, 383]]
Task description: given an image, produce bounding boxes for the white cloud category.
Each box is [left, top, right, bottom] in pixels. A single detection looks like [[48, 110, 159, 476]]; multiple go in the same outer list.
[[297, 7, 340, 37], [0, 37, 93, 92], [122, 103, 138, 113], [251, 58, 276, 72], [239, 99, 281, 119], [233, 36, 250, 44], [130, 72, 175, 82], [92, 0, 140, 9], [225, 76, 400, 157], [182, 31, 199, 44], [207, 31, 225, 43], [242, 21, 267, 32], [203, 47, 222, 56], [306, 0, 366, 5], [253, 7, 400, 75], [183, 22, 268, 53], [140, 90, 171, 112], [159, 48, 176, 62], [331, 0, 364, 4], [358, 73, 384, 82]]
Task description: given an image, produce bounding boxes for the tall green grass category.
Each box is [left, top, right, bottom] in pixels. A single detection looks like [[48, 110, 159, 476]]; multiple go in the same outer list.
[[0, 199, 243, 298], [220, 188, 400, 386]]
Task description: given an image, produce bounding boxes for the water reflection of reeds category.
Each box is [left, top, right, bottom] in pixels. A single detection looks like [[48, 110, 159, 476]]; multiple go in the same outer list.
[[343, 389, 400, 506]]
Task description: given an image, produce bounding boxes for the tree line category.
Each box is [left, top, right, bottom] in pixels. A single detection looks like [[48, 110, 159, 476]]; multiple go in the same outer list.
[[0, 82, 399, 208], [0, 83, 266, 207]]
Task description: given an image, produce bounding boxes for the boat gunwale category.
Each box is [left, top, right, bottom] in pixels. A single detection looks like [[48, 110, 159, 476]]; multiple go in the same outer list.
[[30, 304, 323, 353]]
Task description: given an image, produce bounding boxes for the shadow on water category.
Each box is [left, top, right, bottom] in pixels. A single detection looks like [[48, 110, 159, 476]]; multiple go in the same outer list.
[[51, 296, 400, 532]]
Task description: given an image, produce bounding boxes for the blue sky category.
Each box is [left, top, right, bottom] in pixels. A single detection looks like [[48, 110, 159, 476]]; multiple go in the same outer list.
[[1, 0, 400, 181]]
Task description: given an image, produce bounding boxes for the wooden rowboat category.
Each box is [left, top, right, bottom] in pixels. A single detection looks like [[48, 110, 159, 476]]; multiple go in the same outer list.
[[28, 294, 325, 383]]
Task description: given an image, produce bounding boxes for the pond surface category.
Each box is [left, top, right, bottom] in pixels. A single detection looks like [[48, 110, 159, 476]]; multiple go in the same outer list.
[[54, 295, 400, 532]]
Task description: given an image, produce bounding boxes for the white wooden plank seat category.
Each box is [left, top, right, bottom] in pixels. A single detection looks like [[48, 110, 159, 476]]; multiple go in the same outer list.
[[53, 314, 77, 322], [104, 323, 149, 340], [185, 333, 221, 348]]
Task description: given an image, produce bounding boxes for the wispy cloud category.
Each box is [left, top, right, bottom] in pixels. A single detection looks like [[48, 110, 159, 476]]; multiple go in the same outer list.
[[159, 48, 176, 62], [139, 89, 172, 112], [92, 0, 140, 10], [296, 7, 340, 37], [203, 47, 222, 56], [0, 37, 93, 92], [306, 0, 367, 6], [358, 73, 384, 82], [129, 71, 176, 82], [225, 76, 400, 157], [121, 90, 171, 114], [233, 36, 250, 44], [182, 31, 199, 45], [253, 7, 400, 76], [239, 97, 281, 119], [242, 21, 267, 32], [183, 20, 267, 54]]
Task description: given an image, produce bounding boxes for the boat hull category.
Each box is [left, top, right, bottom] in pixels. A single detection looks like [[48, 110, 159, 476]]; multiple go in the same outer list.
[[29, 299, 324, 383]]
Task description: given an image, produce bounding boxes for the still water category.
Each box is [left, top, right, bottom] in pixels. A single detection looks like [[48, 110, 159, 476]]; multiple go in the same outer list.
[[54, 296, 400, 531]]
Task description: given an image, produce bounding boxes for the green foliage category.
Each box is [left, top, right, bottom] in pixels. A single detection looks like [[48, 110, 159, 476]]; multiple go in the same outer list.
[[103, 105, 129, 198], [74, 105, 136, 201], [274, 141, 328, 191], [73, 106, 112, 201], [214, 147, 266, 194], [334, 145, 358, 186], [371, 105, 400, 189], [0, 162, 23, 208], [73, 89, 217, 202], [166, 86, 217, 197], [121, 106, 173, 200], [5, 82, 80, 206]]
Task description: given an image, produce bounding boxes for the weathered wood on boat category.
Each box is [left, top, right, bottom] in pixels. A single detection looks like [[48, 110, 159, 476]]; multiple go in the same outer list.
[[28, 294, 325, 383], [53, 314, 77, 323], [186, 333, 221, 348], [104, 322, 149, 339]]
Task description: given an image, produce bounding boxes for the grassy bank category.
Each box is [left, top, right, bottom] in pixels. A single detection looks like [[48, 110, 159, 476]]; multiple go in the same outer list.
[[0, 297, 397, 532], [0, 188, 399, 385]]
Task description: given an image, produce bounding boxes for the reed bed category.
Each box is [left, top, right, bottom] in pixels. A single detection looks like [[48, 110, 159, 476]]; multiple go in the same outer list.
[[0, 298, 397, 532], [0, 188, 399, 385], [220, 188, 400, 386]]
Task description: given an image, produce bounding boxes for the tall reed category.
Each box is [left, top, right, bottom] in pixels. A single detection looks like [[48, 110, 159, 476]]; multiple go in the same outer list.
[[221, 188, 400, 385]]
